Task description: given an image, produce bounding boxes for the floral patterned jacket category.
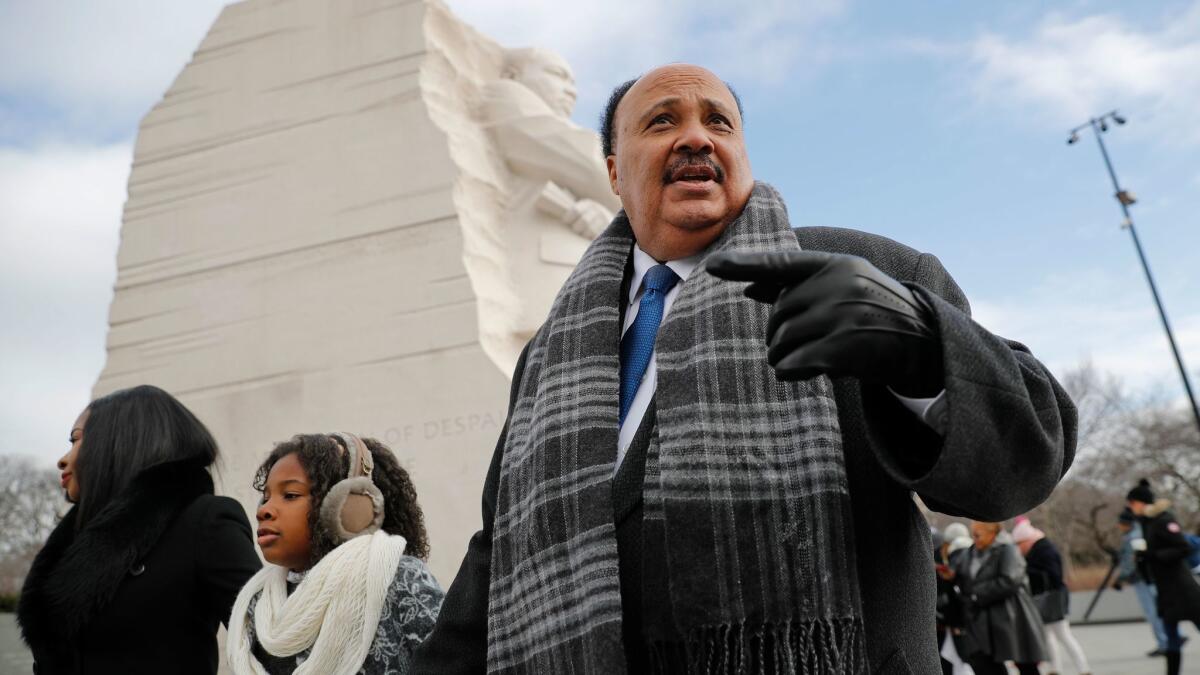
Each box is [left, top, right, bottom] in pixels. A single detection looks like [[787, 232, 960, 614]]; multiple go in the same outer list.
[[247, 555, 445, 674]]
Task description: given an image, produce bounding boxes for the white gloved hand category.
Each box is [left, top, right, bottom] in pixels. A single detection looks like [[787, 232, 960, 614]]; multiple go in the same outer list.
[[1131, 538, 1148, 552]]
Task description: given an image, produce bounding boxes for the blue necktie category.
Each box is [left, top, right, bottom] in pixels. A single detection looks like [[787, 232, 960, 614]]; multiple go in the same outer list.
[[619, 264, 681, 425]]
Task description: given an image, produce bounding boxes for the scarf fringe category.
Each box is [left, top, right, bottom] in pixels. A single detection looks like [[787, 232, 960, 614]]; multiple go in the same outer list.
[[647, 618, 865, 675]]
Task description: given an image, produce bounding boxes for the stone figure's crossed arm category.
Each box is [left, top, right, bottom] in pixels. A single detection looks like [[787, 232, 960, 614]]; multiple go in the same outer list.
[[536, 181, 613, 239]]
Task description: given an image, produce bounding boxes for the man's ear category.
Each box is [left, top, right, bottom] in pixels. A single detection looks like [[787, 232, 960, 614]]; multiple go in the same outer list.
[[606, 156, 619, 196]]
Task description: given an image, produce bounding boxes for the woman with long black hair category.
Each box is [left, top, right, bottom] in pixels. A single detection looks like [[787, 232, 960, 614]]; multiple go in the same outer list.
[[17, 384, 262, 675]]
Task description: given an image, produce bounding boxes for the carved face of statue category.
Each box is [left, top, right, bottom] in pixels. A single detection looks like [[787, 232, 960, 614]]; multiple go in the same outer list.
[[607, 64, 754, 261], [513, 49, 577, 118]]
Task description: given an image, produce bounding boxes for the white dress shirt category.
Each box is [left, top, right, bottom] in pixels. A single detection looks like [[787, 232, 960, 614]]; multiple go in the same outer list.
[[615, 244, 945, 472]]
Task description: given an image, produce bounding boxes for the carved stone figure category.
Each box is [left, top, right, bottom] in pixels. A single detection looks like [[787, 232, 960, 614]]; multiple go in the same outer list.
[[473, 47, 620, 370], [91, 0, 615, 586]]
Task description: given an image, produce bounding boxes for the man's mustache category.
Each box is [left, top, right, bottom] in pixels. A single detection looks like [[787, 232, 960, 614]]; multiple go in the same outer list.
[[662, 154, 725, 185]]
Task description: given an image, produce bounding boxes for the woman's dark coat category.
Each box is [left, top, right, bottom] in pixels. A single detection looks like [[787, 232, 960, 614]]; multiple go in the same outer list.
[[1141, 499, 1200, 624], [1023, 537, 1069, 621], [953, 541, 1047, 664], [937, 547, 971, 656], [1023, 538, 1064, 596], [17, 460, 261, 675]]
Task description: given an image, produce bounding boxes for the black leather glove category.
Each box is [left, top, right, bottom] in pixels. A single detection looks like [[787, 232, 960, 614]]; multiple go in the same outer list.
[[707, 250, 943, 394]]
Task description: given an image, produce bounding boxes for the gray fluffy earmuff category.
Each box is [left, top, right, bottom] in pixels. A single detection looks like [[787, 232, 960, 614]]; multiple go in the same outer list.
[[319, 433, 385, 544]]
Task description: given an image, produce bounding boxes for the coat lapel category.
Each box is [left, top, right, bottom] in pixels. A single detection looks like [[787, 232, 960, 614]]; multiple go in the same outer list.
[[612, 402, 657, 525]]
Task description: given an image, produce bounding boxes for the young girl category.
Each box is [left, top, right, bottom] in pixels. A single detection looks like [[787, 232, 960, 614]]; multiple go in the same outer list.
[[227, 433, 444, 675]]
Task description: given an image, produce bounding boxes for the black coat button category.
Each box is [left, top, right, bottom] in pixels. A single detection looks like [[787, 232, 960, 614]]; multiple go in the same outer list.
[[130, 563, 146, 576]]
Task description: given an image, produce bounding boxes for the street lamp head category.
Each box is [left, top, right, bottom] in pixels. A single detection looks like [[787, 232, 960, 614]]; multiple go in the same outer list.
[[1067, 133, 1079, 145], [1112, 113, 1127, 125], [1099, 119, 1108, 132]]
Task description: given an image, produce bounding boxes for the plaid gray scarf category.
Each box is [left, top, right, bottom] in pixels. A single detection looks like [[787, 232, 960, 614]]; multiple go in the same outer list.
[[487, 182, 866, 674]]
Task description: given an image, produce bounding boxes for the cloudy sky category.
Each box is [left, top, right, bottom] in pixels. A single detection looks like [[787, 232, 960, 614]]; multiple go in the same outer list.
[[2, 0, 1198, 464]]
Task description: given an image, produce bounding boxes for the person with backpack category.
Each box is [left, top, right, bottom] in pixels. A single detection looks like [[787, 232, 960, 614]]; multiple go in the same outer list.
[[1183, 531, 1200, 573], [1117, 507, 1171, 656], [1128, 479, 1200, 675]]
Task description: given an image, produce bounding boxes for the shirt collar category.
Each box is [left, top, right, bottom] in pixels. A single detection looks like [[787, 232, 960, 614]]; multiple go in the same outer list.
[[627, 243, 703, 307]]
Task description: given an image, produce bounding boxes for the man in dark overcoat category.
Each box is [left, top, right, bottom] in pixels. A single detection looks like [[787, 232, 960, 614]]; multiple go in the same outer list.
[[1128, 480, 1200, 675], [414, 63, 1076, 674]]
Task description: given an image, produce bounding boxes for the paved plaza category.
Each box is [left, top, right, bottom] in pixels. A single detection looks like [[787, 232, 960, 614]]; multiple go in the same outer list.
[[1059, 622, 1200, 674], [1, 613, 1199, 674], [0, 616, 31, 675]]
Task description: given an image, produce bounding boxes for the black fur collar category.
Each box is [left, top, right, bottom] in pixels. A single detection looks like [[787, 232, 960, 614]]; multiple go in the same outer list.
[[17, 459, 213, 659]]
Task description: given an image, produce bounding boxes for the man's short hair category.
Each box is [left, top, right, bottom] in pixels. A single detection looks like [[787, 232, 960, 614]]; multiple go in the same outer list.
[[598, 75, 744, 158]]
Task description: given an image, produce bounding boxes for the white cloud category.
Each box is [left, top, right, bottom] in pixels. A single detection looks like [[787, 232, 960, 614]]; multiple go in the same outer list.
[[965, 5, 1200, 140], [0, 0, 849, 140], [0, 144, 129, 461], [972, 269, 1200, 395], [445, 0, 847, 117], [0, 0, 229, 138], [955, 4, 1200, 394]]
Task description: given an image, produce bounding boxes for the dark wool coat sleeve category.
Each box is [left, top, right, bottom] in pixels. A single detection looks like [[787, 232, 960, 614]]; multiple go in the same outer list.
[[794, 226, 1073, 673], [794, 226, 1076, 521]]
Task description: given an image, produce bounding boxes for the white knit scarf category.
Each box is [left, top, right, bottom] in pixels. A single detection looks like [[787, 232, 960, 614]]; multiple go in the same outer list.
[[227, 531, 406, 675]]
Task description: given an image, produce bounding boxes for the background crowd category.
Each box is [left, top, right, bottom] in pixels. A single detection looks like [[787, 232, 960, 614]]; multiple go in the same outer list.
[[934, 479, 1200, 675]]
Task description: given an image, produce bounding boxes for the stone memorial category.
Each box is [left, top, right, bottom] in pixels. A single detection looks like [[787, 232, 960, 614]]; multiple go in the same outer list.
[[93, 0, 619, 583]]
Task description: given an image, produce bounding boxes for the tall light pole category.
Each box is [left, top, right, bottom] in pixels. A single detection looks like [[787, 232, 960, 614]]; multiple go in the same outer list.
[[1068, 111, 1200, 435]]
